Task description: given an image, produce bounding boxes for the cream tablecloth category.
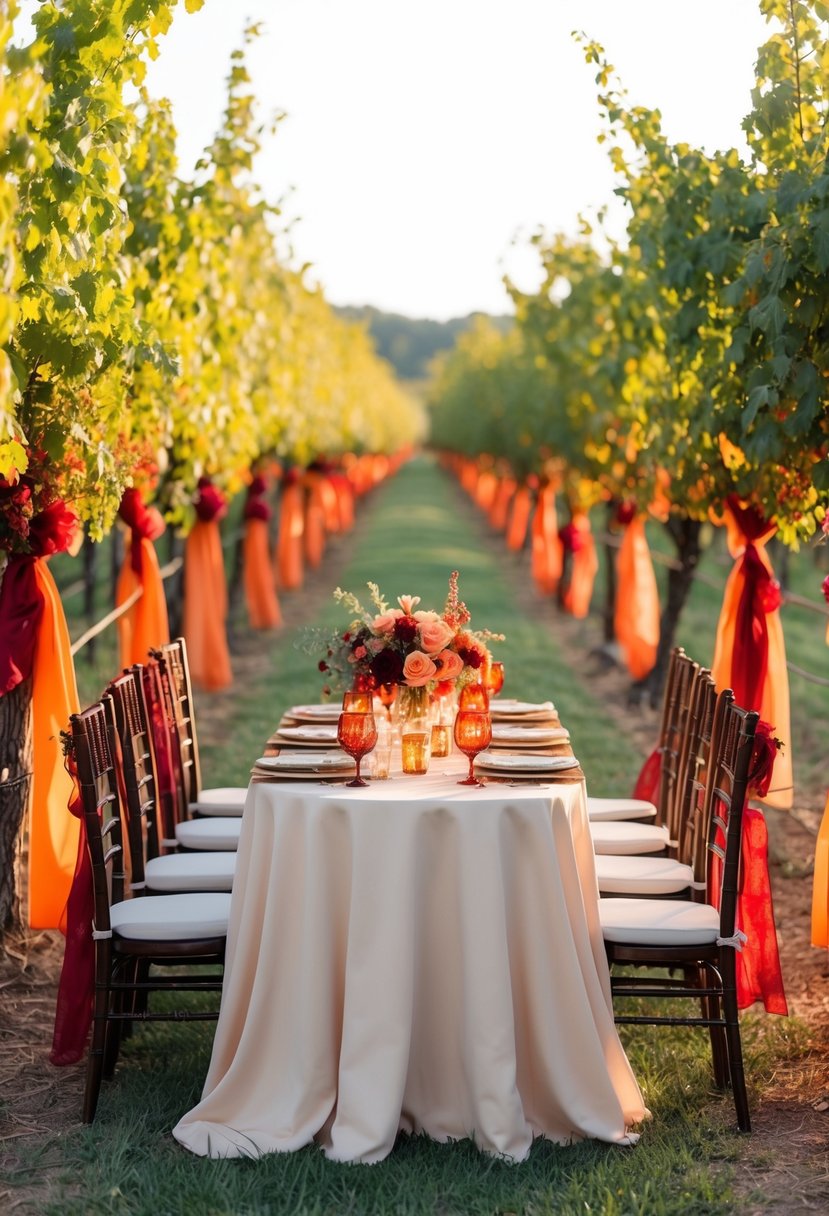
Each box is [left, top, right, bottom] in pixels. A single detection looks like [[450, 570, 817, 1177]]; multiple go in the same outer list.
[[173, 759, 646, 1163]]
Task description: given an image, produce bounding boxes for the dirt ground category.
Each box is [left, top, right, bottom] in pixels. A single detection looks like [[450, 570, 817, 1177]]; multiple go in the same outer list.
[[1, 512, 829, 1212]]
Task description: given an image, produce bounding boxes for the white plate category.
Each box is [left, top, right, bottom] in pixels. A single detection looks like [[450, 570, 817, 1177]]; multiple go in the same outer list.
[[284, 704, 342, 723], [254, 751, 355, 773], [276, 724, 340, 743], [491, 699, 556, 716], [490, 724, 569, 744], [474, 751, 579, 773]]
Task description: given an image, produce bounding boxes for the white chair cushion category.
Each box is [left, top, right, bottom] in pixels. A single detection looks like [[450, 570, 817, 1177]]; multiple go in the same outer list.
[[595, 854, 694, 896], [110, 892, 231, 941], [599, 897, 720, 947], [190, 786, 248, 816], [590, 820, 670, 856], [176, 817, 242, 851], [144, 851, 237, 893], [587, 796, 657, 823]]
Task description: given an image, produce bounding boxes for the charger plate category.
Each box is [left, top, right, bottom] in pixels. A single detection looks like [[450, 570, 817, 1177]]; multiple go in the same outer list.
[[474, 751, 580, 774]]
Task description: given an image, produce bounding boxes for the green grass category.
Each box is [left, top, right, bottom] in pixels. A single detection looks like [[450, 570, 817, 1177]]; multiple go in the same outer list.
[[9, 454, 811, 1215]]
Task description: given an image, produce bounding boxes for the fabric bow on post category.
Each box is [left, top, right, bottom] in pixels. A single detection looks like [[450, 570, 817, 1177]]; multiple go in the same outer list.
[[115, 487, 169, 668], [242, 475, 282, 630], [275, 468, 305, 591], [613, 502, 659, 681], [183, 477, 232, 691], [711, 496, 792, 809], [0, 490, 81, 929]]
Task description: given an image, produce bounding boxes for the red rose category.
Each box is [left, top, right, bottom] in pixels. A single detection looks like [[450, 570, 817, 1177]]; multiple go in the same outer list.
[[822, 574, 829, 605], [370, 648, 405, 686], [394, 615, 418, 643]]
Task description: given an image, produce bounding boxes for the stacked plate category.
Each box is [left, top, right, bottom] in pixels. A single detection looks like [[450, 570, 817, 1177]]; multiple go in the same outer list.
[[473, 751, 581, 780], [281, 703, 342, 725], [489, 723, 570, 750], [489, 699, 558, 724], [271, 723, 341, 748], [252, 751, 356, 781]]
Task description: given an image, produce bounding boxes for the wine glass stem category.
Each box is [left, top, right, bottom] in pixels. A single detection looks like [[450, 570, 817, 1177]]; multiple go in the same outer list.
[[468, 755, 475, 783]]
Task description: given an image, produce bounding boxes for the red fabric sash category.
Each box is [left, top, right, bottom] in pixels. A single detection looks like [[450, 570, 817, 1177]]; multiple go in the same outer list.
[[0, 555, 44, 694], [632, 746, 661, 803], [117, 488, 165, 576], [731, 543, 781, 711], [50, 752, 94, 1065]]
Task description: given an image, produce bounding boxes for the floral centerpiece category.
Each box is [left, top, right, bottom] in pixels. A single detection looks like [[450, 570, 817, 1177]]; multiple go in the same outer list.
[[310, 570, 503, 715]]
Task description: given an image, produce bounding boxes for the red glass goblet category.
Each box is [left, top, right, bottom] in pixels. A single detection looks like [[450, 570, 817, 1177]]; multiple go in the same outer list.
[[458, 681, 489, 712], [483, 661, 504, 698], [337, 710, 378, 787], [453, 709, 492, 786], [343, 688, 372, 712]]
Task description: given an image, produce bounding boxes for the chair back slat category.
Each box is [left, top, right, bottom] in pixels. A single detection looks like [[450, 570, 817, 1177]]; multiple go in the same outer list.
[[160, 638, 203, 806], [673, 670, 717, 866], [695, 690, 758, 924], [107, 669, 164, 884], [71, 703, 126, 934]]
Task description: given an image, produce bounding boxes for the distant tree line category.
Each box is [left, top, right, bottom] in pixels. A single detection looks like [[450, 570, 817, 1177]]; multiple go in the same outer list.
[[335, 305, 512, 381]]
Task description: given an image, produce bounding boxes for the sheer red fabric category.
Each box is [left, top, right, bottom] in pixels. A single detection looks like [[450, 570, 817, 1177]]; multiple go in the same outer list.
[[0, 555, 44, 693], [711, 497, 792, 809], [50, 752, 94, 1065], [632, 746, 661, 803]]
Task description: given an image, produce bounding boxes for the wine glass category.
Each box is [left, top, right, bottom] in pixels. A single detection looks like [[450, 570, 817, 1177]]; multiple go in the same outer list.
[[337, 710, 378, 787], [458, 680, 489, 712], [483, 661, 504, 698], [343, 688, 372, 712], [377, 682, 397, 722], [453, 709, 492, 786]]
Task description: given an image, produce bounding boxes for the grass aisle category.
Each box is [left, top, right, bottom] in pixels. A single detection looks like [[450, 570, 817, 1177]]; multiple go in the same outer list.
[[11, 456, 800, 1216]]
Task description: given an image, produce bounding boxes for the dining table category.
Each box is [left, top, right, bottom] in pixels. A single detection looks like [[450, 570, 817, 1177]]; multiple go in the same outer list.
[[172, 704, 647, 1164]]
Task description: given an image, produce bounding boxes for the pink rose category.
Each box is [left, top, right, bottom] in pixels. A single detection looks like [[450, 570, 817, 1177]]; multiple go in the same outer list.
[[354, 644, 367, 659], [419, 618, 455, 654], [402, 650, 438, 687], [435, 648, 464, 680], [372, 609, 402, 634]]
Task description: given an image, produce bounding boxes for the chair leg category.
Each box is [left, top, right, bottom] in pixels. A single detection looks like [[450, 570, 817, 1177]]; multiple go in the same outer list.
[[82, 984, 110, 1123], [102, 964, 127, 1081], [700, 965, 730, 1089], [722, 978, 751, 1132]]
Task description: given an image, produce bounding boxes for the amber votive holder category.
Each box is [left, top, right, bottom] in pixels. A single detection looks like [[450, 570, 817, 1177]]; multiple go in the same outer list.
[[401, 729, 431, 775], [430, 722, 452, 758]]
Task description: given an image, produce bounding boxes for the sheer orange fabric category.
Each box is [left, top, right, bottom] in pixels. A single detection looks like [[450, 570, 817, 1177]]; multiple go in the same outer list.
[[304, 475, 326, 569], [711, 499, 792, 809], [506, 486, 532, 551], [614, 516, 659, 680], [562, 512, 598, 620], [183, 521, 232, 691], [28, 561, 81, 928], [333, 473, 355, 532], [812, 791, 829, 947], [530, 484, 562, 595], [276, 481, 304, 590], [243, 519, 282, 630], [116, 538, 170, 668], [489, 476, 516, 532], [475, 470, 497, 513], [319, 475, 340, 533]]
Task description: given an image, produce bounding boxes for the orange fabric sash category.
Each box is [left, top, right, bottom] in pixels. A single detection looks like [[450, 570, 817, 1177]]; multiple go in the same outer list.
[[304, 476, 326, 569], [530, 485, 562, 595], [506, 486, 532, 551], [711, 501, 792, 808], [812, 791, 829, 947], [614, 516, 659, 680], [276, 483, 304, 590], [475, 470, 497, 512], [243, 517, 282, 630], [115, 537, 170, 668], [489, 477, 516, 532], [28, 561, 81, 928], [562, 513, 598, 619], [183, 521, 232, 691]]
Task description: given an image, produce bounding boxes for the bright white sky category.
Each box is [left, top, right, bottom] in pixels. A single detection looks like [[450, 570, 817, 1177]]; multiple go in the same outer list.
[[30, 0, 775, 319]]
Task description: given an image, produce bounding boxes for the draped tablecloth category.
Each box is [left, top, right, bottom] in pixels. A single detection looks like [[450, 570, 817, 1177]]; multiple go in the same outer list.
[[173, 760, 646, 1163]]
